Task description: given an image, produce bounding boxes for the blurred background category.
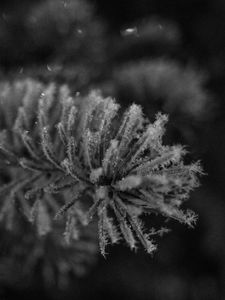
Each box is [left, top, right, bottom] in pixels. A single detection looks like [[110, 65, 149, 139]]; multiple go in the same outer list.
[[0, 0, 224, 299]]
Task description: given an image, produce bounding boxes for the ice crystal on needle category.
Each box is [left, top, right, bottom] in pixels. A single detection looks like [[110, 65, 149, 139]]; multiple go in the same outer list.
[[0, 80, 202, 256]]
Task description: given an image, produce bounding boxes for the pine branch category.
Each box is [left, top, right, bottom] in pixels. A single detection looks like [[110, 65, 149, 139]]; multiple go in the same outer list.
[[0, 79, 203, 256]]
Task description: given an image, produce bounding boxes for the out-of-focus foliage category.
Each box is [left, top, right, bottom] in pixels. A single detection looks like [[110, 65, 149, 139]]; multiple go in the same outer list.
[[0, 0, 106, 88], [0, 219, 98, 290], [100, 17, 211, 147], [115, 18, 182, 62], [108, 59, 211, 146], [112, 59, 210, 119]]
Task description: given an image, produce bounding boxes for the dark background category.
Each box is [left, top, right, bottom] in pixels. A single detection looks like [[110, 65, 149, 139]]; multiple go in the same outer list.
[[0, 0, 225, 299]]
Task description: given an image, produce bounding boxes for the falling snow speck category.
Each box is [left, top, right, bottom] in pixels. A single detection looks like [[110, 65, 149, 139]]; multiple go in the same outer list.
[[121, 27, 139, 37], [47, 65, 52, 72], [77, 29, 83, 35]]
